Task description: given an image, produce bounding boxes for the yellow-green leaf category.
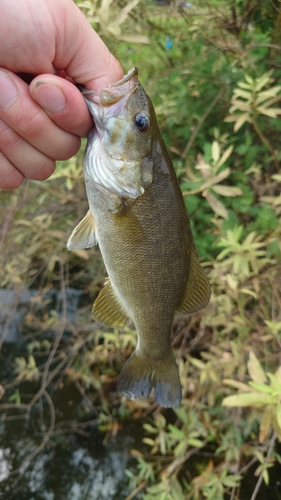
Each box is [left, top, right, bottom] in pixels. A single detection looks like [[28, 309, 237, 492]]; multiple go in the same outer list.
[[255, 72, 272, 91], [204, 191, 228, 218], [142, 438, 156, 447], [222, 392, 273, 407], [248, 382, 272, 393], [239, 288, 258, 299], [114, 0, 140, 26], [233, 88, 251, 100], [118, 34, 150, 44], [216, 145, 234, 169], [212, 141, 220, 163], [256, 106, 281, 118], [259, 405, 273, 443], [224, 115, 238, 123], [255, 86, 281, 104], [212, 185, 242, 197], [237, 81, 251, 90], [248, 351, 267, 384], [223, 379, 254, 392], [245, 74, 254, 85], [234, 113, 251, 132]]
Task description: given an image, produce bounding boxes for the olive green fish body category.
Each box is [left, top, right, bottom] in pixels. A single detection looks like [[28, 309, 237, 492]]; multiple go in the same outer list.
[[67, 68, 211, 407]]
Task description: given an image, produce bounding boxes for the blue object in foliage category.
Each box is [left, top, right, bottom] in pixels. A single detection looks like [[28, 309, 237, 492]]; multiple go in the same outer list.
[[166, 38, 173, 49]]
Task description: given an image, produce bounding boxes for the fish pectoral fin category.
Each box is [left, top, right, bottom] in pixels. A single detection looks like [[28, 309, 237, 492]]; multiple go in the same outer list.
[[67, 210, 98, 250], [93, 278, 130, 328], [177, 252, 211, 314], [117, 351, 182, 408]]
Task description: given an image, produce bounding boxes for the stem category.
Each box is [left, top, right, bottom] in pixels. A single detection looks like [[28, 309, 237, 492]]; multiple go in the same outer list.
[[124, 481, 147, 500], [181, 89, 223, 158], [252, 114, 280, 172]]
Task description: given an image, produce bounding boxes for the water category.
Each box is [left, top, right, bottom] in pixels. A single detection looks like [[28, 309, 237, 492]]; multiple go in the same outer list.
[[0, 288, 280, 499], [0, 415, 141, 500], [0, 288, 144, 500]]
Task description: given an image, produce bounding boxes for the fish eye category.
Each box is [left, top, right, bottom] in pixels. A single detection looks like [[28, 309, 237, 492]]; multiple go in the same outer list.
[[134, 113, 150, 132]]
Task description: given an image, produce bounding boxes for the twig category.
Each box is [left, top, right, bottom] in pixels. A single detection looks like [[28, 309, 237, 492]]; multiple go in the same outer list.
[[250, 43, 281, 51], [250, 433, 277, 500], [181, 89, 224, 158], [7, 390, 55, 477], [165, 440, 208, 477], [28, 260, 67, 408], [252, 115, 280, 172], [230, 486, 238, 500], [124, 480, 148, 500]]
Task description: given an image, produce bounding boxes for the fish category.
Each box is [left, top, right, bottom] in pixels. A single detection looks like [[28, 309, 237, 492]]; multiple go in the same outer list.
[[67, 68, 211, 408]]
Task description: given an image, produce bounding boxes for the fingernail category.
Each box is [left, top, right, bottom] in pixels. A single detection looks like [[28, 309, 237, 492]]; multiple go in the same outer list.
[[31, 82, 66, 113], [0, 71, 18, 108]]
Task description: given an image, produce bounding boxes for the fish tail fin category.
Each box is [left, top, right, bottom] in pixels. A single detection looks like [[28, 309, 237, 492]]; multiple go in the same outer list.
[[117, 351, 182, 408]]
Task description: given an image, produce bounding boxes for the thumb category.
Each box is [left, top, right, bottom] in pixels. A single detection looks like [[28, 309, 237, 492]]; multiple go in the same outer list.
[[52, 0, 123, 90]]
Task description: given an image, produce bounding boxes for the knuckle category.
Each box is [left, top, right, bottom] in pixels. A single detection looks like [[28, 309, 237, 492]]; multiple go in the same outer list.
[[0, 120, 21, 150], [55, 137, 81, 161], [29, 158, 56, 181], [0, 153, 24, 190], [16, 109, 45, 140]]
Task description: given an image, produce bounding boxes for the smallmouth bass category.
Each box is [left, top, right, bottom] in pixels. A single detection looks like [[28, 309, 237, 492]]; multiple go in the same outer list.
[[68, 68, 211, 408]]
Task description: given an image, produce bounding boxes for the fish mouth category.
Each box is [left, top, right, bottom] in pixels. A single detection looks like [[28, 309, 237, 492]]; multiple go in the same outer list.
[[80, 68, 139, 107], [106, 67, 138, 88]]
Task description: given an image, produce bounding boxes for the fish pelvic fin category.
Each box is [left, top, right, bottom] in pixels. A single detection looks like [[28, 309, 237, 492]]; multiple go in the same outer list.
[[117, 351, 182, 408], [93, 278, 130, 328], [177, 251, 211, 314], [67, 210, 98, 250]]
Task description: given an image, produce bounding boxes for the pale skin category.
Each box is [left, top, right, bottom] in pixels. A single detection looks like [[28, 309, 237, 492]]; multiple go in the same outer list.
[[0, 0, 123, 190]]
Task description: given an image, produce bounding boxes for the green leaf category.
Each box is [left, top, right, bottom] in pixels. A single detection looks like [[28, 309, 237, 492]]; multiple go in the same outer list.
[[222, 475, 243, 488], [174, 440, 189, 457], [188, 438, 204, 448], [276, 403, 281, 431], [168, 425, 185, 440], [248, 382, 272, 394]]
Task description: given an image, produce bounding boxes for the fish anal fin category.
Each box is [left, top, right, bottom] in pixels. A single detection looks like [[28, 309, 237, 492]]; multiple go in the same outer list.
[[93, 278, 130, 328], [117, 351, 182, 408], [67, 210, 98, 250], [177, 252, 211, 314]]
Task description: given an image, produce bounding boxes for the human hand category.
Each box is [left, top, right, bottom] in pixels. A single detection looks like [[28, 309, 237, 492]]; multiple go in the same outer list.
[[0, 0, 123, 189]]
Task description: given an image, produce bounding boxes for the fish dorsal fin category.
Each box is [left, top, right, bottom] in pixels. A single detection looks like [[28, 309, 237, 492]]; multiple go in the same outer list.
[[177, 252, 211, 314], [93, 278, 131, 328], [67, 211, 98, 250]]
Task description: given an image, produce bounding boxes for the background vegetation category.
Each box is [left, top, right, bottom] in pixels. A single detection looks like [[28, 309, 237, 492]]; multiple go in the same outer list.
[[1, 0, 281, 498]]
